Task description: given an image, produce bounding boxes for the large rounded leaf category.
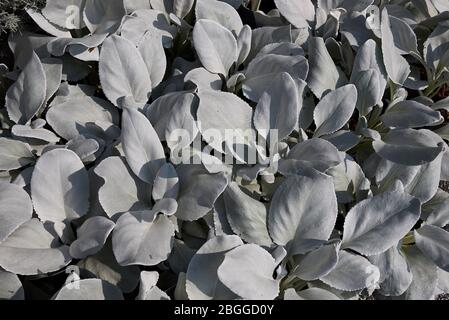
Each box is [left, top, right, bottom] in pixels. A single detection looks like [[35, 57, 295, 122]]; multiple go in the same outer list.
[[196, 0, 243, 34], [46, 96, 119, 141], [112, 210, 175, 266], [0, 183, 33, 242], [243, 54, 308, 102], [31, 149, 89, 232], [197, 90, 254, 156], [121, 108, 166, 184], [268, 169, 338, 255], [175, 165, 228, 221], [99, 35, 152, 106], [186, 235, 243, 300], [0, 219, 71, 275], [342, 191, 420, 256], [192, 19, 238, 76], [218, 244, 279, 300], [94, 157, 151, 219]]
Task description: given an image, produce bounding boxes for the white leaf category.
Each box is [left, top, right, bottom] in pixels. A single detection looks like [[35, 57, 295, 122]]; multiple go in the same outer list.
[[99, 35, 152, 106], [381, 8, 410, 85], [196, 0, 243, 34], [112, 210, 175, 266], [94, 157, 152, 219], [6, 51, 46, 124], [0, 219, 71, 275], [192, 19, 238, 76], [218, 244, 279, 300], [0, 138, 35, 171], [121, 108, 166, 184], [268, 169, 338, 255], [186, 235, 243, 300], [223, 182, 271, 246], [314, 84, 357, 137], [0, 183, 33, 243], [69, 216, 115, 259], [253, 72, 299, 143], [31, 149, 89, 230], [175, 165, 228, 221], [274, 0, 315, 29], [342, 191, 420, 256], [54, 279, 123, 300], [320, 250, 380, 292]]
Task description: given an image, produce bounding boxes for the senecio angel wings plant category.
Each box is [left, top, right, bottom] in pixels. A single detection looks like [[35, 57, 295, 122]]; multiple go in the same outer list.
[[0, 0, 449, 301]]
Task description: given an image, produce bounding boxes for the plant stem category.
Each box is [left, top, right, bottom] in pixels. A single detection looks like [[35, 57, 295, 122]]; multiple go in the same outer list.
[[251, 0, 261, 11]]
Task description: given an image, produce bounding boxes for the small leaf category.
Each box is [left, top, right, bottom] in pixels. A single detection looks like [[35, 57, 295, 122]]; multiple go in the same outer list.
[[381, 101, 443, 128], [0, 270, 24, 300], [6, 51, 46, 124], [0, 138, 35, 171], [0, 183, 33, 243], [320, 250, 380, 292], [369, 245, 413, 296], [152, 163, 179, 201], [381, 8, 410, 85], [223, 182, 271, 246], [69, 216, 115, 259], [292, 242, 340, 281], [314, 84, 357, 137], [402, 245, 438, 300], [307, 37, 346, 99]]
